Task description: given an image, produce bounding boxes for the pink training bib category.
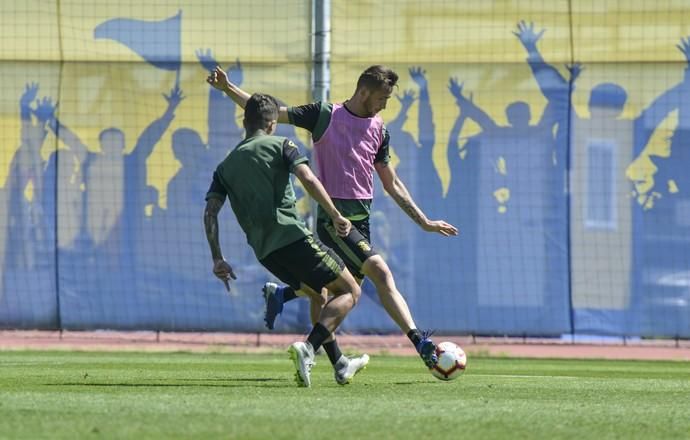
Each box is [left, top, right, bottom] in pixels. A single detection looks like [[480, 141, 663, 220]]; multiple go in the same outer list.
[[313, 103, 384, 199]]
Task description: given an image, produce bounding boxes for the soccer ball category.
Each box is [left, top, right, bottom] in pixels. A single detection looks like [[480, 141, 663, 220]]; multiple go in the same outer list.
[[430, 341, 467, 381]]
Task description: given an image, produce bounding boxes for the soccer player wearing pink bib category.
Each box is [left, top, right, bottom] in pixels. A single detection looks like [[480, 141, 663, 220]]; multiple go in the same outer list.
[[208, 65, 458, 370]]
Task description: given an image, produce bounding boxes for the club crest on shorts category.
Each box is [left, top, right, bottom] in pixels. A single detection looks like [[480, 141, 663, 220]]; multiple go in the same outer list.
[[357, 240, 371, 253]]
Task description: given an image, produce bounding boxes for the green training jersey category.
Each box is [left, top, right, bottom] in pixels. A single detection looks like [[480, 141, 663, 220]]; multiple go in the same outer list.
[[206, 134, 311, 260]]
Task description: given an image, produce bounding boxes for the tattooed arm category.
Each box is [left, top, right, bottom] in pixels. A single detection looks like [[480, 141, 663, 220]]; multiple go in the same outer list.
[[375, 162, 458, 237], [204, 197, 236, 291]]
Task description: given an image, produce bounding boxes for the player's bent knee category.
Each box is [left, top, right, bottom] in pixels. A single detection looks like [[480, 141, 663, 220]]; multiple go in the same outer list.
[[362, 255, 393, 287], [326, 275, 353, 297], [327, 268, 361, 306]]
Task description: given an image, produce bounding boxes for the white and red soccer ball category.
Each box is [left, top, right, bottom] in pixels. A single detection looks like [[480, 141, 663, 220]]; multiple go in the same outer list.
[[430, 341, 467, 381]]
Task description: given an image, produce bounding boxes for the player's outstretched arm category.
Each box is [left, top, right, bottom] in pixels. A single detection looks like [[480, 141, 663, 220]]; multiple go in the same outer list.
[[197, 50, 243, 148], [293, 163, 351, 237], [203, 197, 236, 291], [206, 66, 290, 123], [376, 162, 459, 237]]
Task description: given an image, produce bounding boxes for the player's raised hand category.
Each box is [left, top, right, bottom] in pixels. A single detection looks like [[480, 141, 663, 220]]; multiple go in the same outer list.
[[207, 65, 230, 91], [333, 214, 352, 237], [213, 259, 237, 292], [422, 219, 459, 237]]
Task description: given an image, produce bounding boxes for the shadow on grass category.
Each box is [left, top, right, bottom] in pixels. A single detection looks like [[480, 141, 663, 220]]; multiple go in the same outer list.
[[178, 378, 282, 382], [44, 377, 286, 388]]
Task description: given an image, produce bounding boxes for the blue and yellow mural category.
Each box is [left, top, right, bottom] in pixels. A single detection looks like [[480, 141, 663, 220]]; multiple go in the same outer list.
[[1, 0, 690, 337]]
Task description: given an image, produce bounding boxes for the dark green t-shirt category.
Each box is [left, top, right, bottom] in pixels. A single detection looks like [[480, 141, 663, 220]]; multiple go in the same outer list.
[[206, 134, 311, 260]]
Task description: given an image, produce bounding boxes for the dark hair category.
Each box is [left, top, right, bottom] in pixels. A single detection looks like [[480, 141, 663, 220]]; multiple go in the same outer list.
[[244, 93, 279, 132], [356, 65, 398, 92]]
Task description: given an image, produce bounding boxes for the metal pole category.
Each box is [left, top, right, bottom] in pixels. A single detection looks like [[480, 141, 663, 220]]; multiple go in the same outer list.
[[309, 0, 331, 232], [312, 0, 331, 103], [566, 0, 576, 339]]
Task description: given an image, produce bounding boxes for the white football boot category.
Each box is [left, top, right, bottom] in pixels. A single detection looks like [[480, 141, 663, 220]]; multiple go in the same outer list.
[[334, 354, 370, 385], [288, 342, 315, 387]]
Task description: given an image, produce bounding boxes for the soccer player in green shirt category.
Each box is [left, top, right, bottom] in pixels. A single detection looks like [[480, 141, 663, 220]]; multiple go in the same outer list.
[[207, 65, 458, 370], [204, 93, 364, 387]]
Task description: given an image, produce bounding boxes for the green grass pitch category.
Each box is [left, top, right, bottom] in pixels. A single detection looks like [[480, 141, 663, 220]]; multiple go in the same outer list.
[[1, 350, 689, 439]]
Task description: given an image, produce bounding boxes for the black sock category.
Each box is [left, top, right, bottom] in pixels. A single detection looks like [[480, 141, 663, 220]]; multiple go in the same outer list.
[[306, 323, 331, 353], [323, 340, 343, 365], [282, 286, 298, 302], [407, 329, 423, 348]]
